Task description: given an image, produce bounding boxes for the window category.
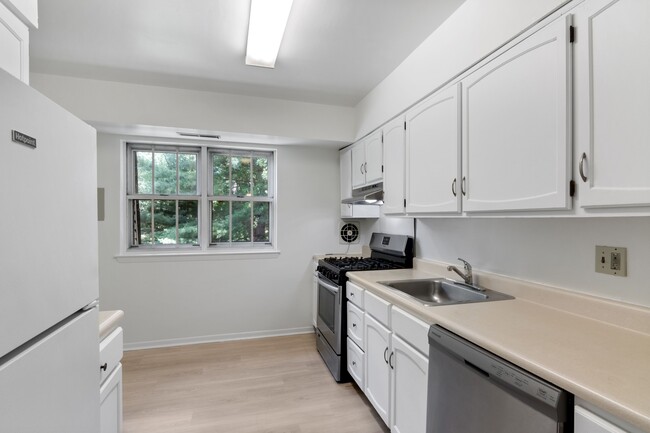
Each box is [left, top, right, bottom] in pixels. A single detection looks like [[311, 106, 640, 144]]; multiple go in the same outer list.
[[125, 142, 275, 253]]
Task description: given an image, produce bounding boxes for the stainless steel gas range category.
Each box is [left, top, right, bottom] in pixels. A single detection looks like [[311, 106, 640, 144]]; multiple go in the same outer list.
[[315, 232, 414, 382]]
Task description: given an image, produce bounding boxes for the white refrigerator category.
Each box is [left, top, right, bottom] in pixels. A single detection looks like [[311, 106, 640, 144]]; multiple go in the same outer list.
[[0, 69, 101, 432]]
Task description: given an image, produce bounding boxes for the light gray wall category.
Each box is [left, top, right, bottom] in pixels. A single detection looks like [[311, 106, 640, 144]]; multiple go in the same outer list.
[[97, 133, 346, 347], [415, 217, 650, 308], [30, 73, 356, 144]]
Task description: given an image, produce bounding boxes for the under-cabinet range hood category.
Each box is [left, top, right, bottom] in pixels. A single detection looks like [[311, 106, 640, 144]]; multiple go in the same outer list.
[[341, 182, 383, 205]]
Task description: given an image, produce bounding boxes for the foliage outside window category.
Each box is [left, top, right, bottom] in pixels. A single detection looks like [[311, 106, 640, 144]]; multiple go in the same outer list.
[[126, 143, 275, 252]]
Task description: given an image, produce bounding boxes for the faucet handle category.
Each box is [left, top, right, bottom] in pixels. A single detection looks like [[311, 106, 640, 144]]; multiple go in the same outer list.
[[457, 257, 472, 271]]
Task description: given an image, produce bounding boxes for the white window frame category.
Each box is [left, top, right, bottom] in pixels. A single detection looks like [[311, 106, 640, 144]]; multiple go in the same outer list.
[[118, 139, 278, 260]]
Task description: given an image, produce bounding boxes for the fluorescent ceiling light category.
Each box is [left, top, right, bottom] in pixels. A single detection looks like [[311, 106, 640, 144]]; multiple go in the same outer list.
[[246, 0, 294, 68]]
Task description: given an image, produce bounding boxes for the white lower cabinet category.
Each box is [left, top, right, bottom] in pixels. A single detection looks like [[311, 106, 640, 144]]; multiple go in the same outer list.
[[100, 363, 123, 433], [575, 406, 628, 433], [353, 287, 430, 433], [0, 2, 29, 83], [100, 327, 124, 433], [390, 335, 428, 433], [364, 313, 392, 427]]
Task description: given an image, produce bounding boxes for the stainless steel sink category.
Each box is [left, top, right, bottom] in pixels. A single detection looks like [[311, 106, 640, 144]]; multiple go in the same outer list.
[[378, 278, 513, 306]]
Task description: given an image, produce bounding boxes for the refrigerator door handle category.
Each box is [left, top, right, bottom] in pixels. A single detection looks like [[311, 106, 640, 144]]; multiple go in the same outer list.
[[82, 300, 99, 311]]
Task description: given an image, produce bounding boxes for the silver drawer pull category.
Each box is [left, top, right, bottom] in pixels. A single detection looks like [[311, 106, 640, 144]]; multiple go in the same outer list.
[[579, 152, 588, 182]]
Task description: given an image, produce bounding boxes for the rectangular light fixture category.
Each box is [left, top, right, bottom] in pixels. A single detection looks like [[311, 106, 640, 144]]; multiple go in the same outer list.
[[245, 0, 294, 68]]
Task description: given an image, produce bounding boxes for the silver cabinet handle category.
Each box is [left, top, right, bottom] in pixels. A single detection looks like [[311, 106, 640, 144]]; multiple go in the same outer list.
[[360, 164, 364, 175], [461, 176, 467, 196], [579, 152, 588, 182], [389, 352, 394, 370], [383, 347, 389, 363], [364, 162, 368, 174], [452, 178, 457, 197]]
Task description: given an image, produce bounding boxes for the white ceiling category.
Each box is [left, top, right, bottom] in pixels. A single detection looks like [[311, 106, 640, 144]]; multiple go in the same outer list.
[[30, 0, 465, 107]]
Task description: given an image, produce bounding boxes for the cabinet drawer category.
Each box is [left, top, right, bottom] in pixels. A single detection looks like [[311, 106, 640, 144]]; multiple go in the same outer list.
[[347, 281, 365, 308], [347, 337, 364, 389], [99, 326, 123, 384], [347, 302, 365, 349], [391, 306, 430, 356], [365, 291, 391, 327]]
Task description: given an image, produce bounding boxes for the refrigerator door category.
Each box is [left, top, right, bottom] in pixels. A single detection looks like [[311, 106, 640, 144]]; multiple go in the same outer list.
[[0, 308, 100, 433], [0, 69, 99, 358]]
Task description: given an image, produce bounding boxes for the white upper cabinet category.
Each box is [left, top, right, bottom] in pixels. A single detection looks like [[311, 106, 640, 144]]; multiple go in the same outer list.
[[352, 130, 383, 189], [0, 2, 29, 83], [406, 84, 461, 214], [574, 0, 650, 208], [461, 15, 573, 212], [382, 116, 406, 215], [340, 147, 353, 201]]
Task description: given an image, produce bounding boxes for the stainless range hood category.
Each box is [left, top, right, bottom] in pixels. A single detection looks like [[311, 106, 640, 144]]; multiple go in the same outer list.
[[342, 182, 384, 205]]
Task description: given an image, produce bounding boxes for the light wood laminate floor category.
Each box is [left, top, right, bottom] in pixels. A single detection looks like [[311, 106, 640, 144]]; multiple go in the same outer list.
[[122, 333, 389, 433]]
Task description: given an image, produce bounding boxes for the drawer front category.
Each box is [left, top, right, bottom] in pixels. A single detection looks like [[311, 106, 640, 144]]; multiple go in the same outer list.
[[347, 337, 364, 389], [365, 291, 391, 327], [346, 281, 365, 308], [99, 327, 123, 384], [391, 306, 430, 356], [347, 302, 365, 349]]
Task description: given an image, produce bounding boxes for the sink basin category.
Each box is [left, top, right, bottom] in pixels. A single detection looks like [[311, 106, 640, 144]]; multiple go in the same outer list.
[[378, 278, 513, 306]]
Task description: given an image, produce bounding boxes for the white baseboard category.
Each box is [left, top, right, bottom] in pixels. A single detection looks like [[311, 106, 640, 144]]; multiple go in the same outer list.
[[123, 326, 314, 351]]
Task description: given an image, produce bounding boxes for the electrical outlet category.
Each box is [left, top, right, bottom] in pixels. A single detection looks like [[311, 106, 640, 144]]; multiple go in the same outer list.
[[595, 245, 627, 277]]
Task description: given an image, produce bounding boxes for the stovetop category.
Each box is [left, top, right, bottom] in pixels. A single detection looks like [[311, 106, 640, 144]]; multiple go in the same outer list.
[[317, 233, 414, 286], [317, 256, 407, 285]]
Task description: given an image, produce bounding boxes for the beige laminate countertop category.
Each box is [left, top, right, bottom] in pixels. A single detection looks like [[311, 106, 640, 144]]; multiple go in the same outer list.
[[99, 310, 124, 340], [347, 262, 650, 432]]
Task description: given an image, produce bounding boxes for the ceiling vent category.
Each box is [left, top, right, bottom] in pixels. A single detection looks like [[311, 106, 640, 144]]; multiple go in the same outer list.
[[177, 132, 221, 139], [339, 221, 360, 245]]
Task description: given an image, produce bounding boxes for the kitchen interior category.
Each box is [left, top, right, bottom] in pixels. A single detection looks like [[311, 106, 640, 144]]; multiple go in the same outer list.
[[1, 0, 649, 432]]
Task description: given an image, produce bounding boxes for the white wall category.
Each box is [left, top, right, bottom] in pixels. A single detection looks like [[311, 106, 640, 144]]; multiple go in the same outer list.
[[354, 0, 568, 138], [97, 133, 346, 347], [30, 73, 356, 145]]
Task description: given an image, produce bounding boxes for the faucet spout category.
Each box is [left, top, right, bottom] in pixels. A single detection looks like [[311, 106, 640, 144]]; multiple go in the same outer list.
[[447, 258, 473, 285]]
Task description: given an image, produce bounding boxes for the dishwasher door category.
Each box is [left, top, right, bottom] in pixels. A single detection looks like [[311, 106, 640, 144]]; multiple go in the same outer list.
[[427, 325, 572, 433]]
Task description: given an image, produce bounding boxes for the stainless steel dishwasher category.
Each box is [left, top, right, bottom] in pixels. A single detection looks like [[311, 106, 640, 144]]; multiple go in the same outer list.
[[427, 325, 572, 433]]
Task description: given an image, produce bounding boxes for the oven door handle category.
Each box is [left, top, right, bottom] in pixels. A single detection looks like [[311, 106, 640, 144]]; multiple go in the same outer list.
[[318, 277, 340, 295]]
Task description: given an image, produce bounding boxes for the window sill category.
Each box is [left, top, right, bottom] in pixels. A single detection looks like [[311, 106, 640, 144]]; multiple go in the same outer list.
[[114, 248, 281, 263]]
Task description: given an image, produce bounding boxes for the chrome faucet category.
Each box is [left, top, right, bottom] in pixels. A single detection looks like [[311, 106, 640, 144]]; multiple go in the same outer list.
[[447, 258, 473, 285]]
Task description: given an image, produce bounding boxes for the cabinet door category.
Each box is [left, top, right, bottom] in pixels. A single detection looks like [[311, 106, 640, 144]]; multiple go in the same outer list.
[[351, 140, 366, 188], [462, 16, 572, 212], [365, 129, 383, 185], [383, 116, 406, 215], [406, 84, 461, 214], [0, 3, 29, 84], [100, 363, 123, 433], [364, 313, 391, 427], [340, 147, 353, 200], [391, 335, 428, 433], [574, 0, 650, 208], [575, 406, 628, 433]]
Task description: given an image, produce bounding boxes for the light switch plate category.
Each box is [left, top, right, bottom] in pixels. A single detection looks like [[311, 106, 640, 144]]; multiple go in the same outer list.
[[595, 245, 627, 277]]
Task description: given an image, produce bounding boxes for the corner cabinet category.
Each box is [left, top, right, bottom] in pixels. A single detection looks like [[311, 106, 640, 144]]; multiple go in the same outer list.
[[382, 116, 407, 215], [461, 15, 573, 212], [405, 83, 462, 215], [574, 0, 650, 208]]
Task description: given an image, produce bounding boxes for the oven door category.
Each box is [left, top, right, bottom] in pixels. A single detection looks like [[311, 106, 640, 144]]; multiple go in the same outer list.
[[316, 276, 342, 354]]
